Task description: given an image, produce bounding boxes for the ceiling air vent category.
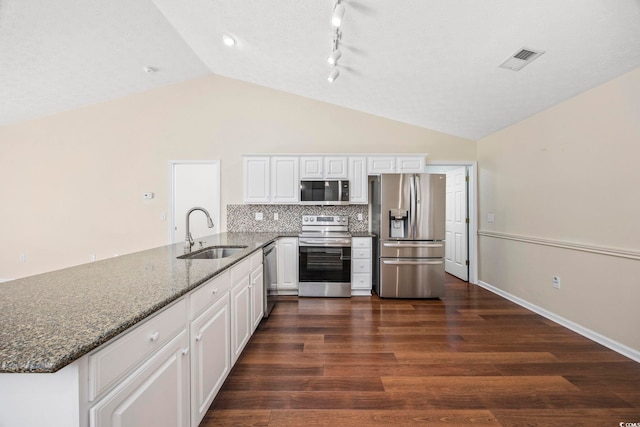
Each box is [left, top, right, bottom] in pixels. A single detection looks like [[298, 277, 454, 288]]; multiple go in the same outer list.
[[499, 47, 545, 71]]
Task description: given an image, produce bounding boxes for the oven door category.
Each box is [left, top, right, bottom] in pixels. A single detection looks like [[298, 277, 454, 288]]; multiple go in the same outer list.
[[298, 245, 351, 297]]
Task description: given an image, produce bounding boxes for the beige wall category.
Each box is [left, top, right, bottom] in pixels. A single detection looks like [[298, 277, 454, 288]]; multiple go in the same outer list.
[[0, 74, 476, 279], [477, 67, 640, 353]]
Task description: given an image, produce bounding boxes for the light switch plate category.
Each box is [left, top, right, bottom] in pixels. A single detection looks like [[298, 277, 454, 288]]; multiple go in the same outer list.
[[487, 213, 495, 223], [255, 212, 263, 221]]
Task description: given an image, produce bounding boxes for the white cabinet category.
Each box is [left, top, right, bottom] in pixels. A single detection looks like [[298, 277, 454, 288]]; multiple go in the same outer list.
[[277, 237, 298, 295], [299, 156, 324, 179], [249, 251, 264, 333], [242, 156, 299, 203], [90, 330, 190, 427], [189, 272, 230, 427], [396, 156, 425, 173], [348, 156, 368, 204], [242, 156, 270, 203], [270, 156, 299, 203], [230, 258, 252, 364], [300, 156, 347, 179], [367, 155, 426, 174], [351, 237, 372, 296]]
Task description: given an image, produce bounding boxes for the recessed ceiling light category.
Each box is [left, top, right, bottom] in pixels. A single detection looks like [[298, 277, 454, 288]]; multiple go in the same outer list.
[[222, 33, 236, 47]]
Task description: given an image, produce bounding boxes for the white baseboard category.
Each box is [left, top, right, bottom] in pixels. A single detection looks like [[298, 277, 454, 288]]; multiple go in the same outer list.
[[477, 280, 640, 363]]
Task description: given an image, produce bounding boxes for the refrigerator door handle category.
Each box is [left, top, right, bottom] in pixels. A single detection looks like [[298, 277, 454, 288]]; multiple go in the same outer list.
[[409, 174, 416, 239], [382, 259, 444, 265], [383, 242, 444, 248]]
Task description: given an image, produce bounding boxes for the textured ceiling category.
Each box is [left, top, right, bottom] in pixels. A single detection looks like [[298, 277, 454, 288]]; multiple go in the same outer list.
[[2, 1, 640, 140]]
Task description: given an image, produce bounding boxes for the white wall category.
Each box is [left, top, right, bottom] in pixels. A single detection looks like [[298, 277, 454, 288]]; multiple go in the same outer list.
[[0, 74, 476, 279], [477, 67, 640, 355]]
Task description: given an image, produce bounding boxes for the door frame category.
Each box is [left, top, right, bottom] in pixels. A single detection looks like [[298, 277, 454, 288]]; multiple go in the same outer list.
[[425, 160, 478, 285], [169, 160, 221, 244]]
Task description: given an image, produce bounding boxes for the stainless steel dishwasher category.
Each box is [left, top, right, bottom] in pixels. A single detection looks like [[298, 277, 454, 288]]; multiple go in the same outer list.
[[263, 241, 278, 317]]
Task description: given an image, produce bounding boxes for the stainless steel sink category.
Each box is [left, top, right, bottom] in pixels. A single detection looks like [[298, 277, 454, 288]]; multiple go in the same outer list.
[[178, 246, 246, 260]]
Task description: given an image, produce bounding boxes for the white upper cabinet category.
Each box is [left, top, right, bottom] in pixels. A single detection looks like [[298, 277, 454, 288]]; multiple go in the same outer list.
[[396, 156, 425, 173], [300, 156, 347, 179], [324, 156, 348, 178], [270, 156, 299, 203], [348, 157, 367, 204], [299, 157, 323, 179], [242, 157, 270, 203], [368, 155, 426, 174]]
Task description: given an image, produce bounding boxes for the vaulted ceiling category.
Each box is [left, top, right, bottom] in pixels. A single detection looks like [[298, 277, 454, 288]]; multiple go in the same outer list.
[[2, 0, 640, 140]]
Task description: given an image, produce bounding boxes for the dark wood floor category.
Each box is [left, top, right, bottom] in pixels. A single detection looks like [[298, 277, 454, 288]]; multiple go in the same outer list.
[[203, 274, 640, 426]]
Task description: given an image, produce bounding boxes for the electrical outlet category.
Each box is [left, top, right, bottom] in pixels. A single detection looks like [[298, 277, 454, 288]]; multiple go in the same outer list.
[[274, 212, 279, 220], [552, 276, 561, 289], [90, 254, 96, 262], [487, 213, 495, 223], [255, 212, 263, 221], [160, 212, 166, 221], [19, 253, 26, 263], [357, 213, 363, 221]]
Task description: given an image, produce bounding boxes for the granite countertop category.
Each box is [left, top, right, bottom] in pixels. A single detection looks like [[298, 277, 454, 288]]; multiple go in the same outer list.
[[0, 232, 290, 374]]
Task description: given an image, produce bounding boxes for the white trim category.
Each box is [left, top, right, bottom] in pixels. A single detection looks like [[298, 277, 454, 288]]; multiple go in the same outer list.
[[169, 160, 221, 245], [477, 280, 640, 363], [426, 160, 478, 285], [0, 278, 13, 283], [478, 230, 640, 261]]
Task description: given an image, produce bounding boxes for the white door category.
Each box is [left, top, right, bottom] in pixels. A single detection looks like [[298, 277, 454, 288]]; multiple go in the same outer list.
[[171, 161, 220, 244], [445, 166, 468, 281]]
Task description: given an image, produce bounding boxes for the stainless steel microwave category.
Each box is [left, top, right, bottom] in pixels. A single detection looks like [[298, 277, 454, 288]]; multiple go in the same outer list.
[[300, 180, 350, 205]]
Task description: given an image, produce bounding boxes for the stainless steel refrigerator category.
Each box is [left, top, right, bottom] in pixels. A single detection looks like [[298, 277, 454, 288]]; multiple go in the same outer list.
[[370, 173, 446, 298]]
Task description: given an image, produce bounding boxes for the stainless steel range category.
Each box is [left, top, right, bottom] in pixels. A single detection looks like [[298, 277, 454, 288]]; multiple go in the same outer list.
[[298, 215, 351, 297]]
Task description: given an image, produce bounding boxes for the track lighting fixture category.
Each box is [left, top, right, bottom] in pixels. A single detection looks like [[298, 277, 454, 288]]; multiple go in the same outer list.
[[328, 67, 340, 83], [222, 33, 236, 47], [331, 2, 345, 27], [327, 49, 342, 65]]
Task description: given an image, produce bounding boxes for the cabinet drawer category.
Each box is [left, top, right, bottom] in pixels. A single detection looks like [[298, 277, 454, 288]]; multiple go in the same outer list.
[[352, 260, 371, 273], [352, 248, 371, 260], [352, 238, 371, 248], [189, 270, 230, 319], [88, 298, 187, 401], [352, 273, 371, 289], [249, 250, 263, 271], [230, 258, 251, 286]]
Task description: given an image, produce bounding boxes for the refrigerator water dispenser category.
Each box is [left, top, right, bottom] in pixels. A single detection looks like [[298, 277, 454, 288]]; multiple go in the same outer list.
[[389, 209, 408, 238]]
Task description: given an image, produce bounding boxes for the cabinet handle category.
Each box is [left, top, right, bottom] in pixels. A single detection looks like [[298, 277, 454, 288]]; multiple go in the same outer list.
[[195, 334, 203, 342], [182, 347, 189, 356], [212, 287, 218, 295], [149, 332, 160, 342]]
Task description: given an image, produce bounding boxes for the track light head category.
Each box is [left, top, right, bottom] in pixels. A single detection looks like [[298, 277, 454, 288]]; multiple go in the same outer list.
[[332, 3, 345, 27], [328, 67, 340, 83], [327, 49, 342, 65]]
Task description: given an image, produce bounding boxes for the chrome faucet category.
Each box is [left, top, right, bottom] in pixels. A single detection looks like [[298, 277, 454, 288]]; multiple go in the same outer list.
[[185, 207, 214, 251]]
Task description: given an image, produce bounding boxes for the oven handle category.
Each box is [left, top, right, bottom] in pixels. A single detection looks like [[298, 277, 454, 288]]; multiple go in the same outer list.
[[299, 239, 352, 247], [383, 242, 443, 248], [382, 259, 443, 265]]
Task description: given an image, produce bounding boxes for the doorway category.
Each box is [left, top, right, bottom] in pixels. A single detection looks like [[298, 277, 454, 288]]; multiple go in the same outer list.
[[424, 162, 477, 284], [170, 161, 220, 244]]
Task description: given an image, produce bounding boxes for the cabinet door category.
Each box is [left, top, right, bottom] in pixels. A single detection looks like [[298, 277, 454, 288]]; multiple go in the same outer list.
[[243, 156, 270, 203], [250, 266, 264, 333], [324, 156, 348, 178], [230, 275, 251, 364], [271, 157, 299, 203], [367, 156, 396, 174], [396, 156, 425, 173], [277, 238, 298, 293], [190, 295, 230, 427], [348, 157, 367, 204], [299, 156, 323, 179], [90, 330, 190, 427]]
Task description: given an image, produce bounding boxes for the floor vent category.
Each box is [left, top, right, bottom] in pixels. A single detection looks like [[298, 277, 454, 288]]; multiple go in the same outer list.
[[499, 47, 545, 71]]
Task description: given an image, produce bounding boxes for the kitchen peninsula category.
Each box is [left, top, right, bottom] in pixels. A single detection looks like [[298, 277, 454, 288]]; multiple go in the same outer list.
[[0, 232, 284, 427]]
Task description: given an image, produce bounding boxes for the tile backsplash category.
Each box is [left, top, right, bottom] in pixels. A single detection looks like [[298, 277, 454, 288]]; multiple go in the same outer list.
[[227, 204, 369, 233]]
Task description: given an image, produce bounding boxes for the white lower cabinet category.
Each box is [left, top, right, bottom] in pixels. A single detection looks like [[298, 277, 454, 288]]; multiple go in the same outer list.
[[90, 329, 190, 427], [277, 237, 299, 294], [250, 254, 265, 333], [190, 293, 230, 427], [230, 257, 252, 364], [351, 237, 372, 296]]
